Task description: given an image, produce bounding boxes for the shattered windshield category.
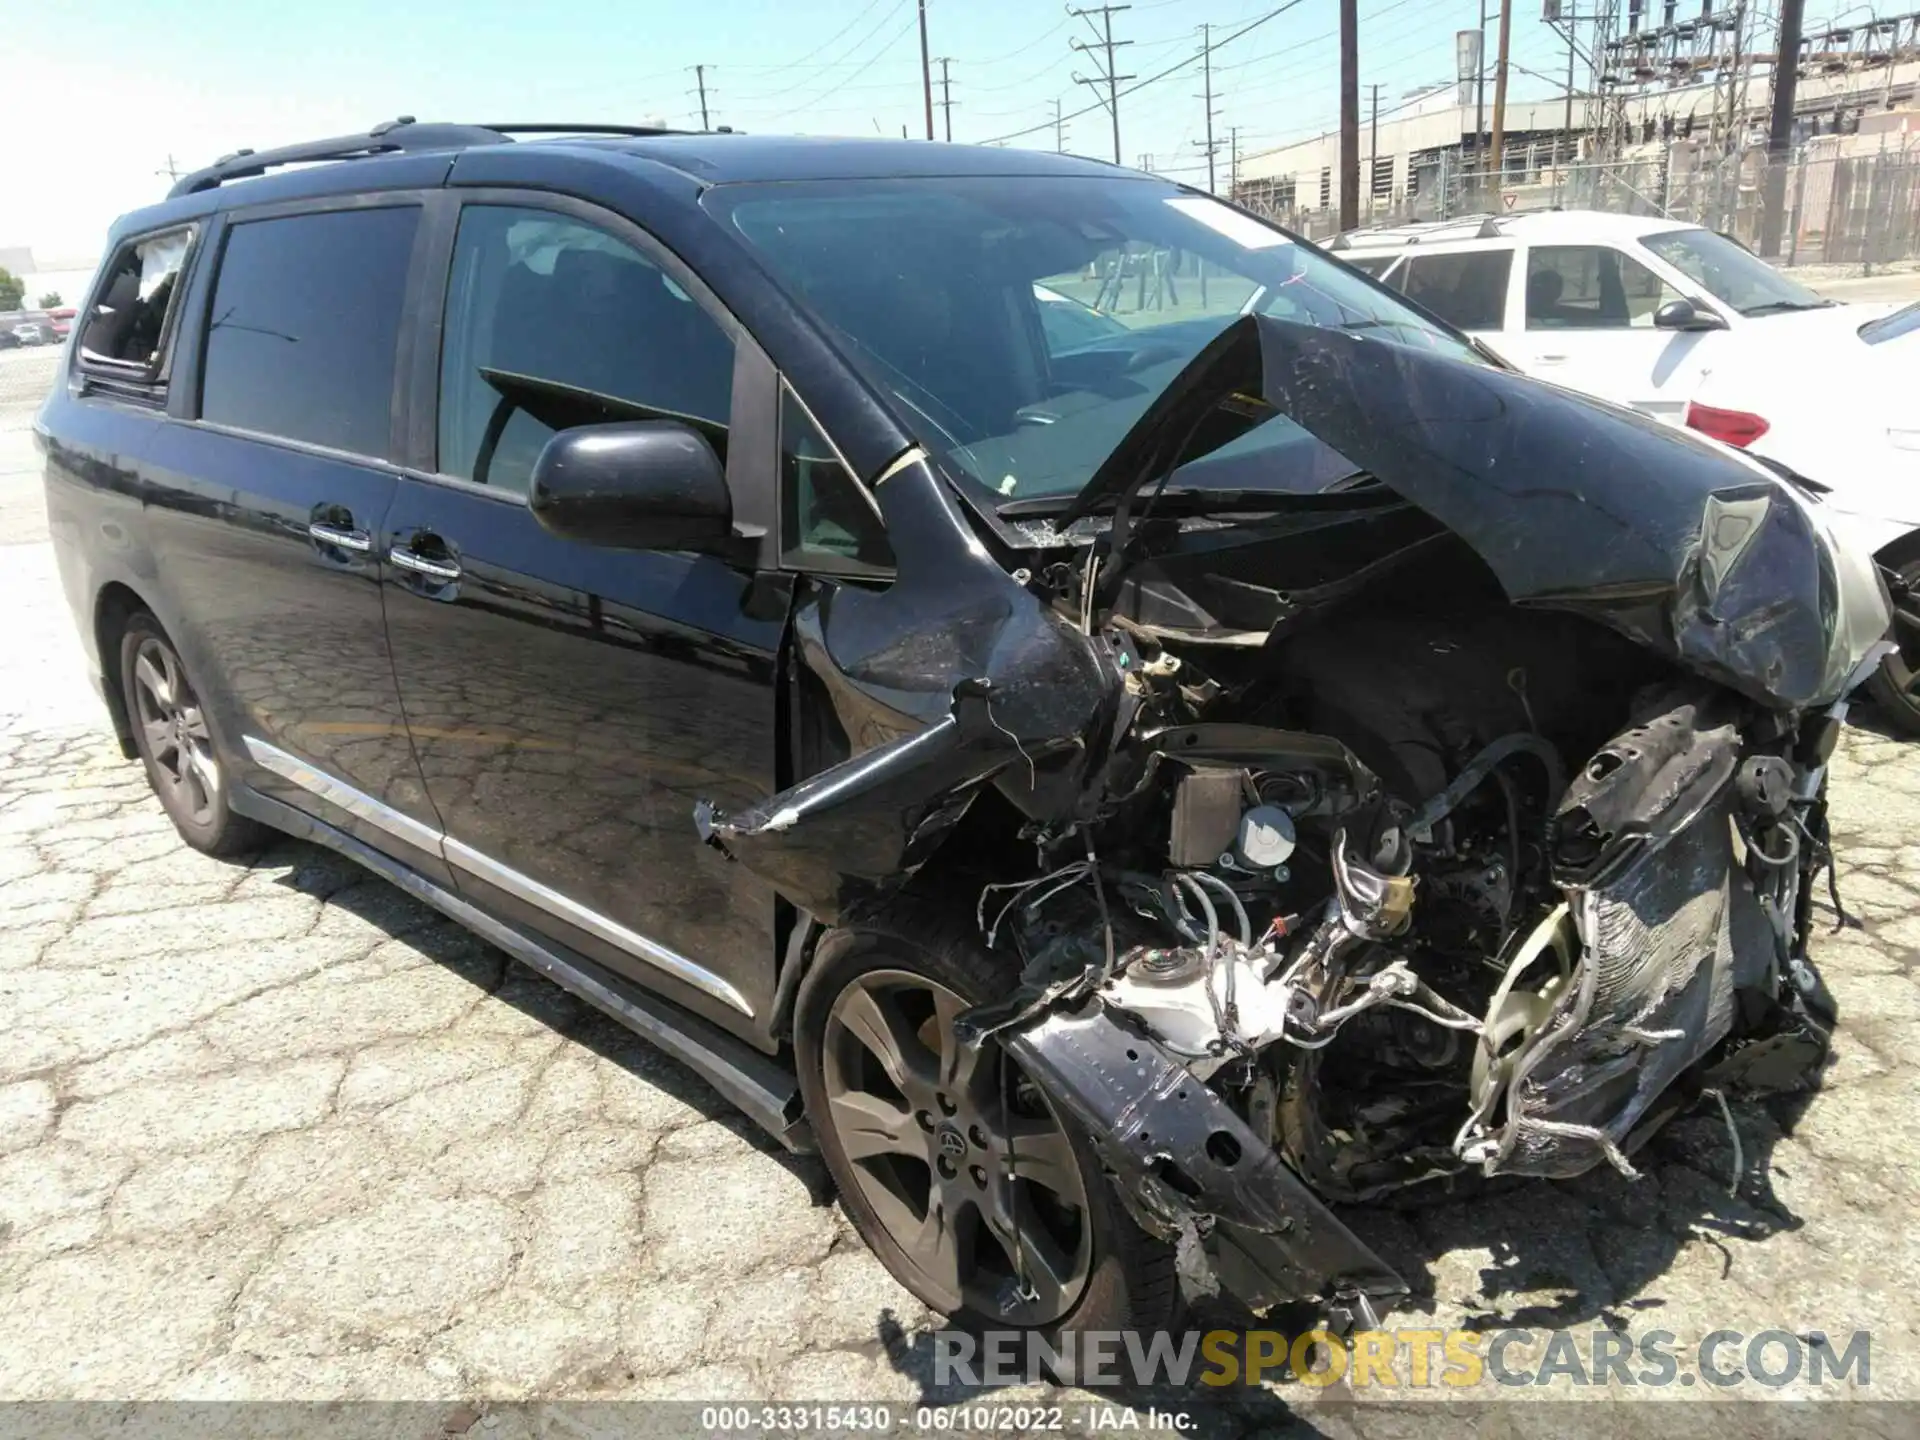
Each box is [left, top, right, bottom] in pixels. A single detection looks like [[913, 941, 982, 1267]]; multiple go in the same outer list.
[[709, 175, 1479, 508]]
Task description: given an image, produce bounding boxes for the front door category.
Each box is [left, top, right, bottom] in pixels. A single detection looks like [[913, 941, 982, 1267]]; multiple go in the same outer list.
[[1501, 243, 1711, 421], [380, 198, 789, 1036]]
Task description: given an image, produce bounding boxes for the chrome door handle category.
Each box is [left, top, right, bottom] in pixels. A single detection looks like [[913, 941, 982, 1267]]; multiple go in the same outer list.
[[308, 522, 372, 552], [388, 546, 462, 583]]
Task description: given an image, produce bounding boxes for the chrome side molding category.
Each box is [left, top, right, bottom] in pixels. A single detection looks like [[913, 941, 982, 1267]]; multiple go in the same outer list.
[[242, 735, 752, 1016], [245, 736, 442, 854], [443, 836, 752, 1016]]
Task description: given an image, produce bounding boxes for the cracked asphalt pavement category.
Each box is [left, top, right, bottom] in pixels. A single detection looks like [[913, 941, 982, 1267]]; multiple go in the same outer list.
[[2, 344, 1917, 1420]]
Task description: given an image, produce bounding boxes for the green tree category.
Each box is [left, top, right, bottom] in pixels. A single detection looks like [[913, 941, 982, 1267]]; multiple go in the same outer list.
[[37, 291, 61, 308], [0, 268, 24, 312]]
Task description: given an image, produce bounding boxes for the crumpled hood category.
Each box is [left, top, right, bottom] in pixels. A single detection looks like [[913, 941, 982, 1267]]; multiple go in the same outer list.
[[1062, 314, 1890, 711]]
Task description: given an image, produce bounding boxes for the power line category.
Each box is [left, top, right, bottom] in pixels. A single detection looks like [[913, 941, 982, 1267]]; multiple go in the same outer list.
[[1236, 82, 1443, 161], [981, 0, 1310, 147], [735, 4, 922, 122], [730, 0, 912, 109], [963, 13, 1076, 66], [727, 0, 891, 76]]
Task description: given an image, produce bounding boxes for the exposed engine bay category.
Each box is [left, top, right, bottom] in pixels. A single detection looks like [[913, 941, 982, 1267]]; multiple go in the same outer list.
[[966, 598, 1842, 1210], [698, 314, 1889, 1316]]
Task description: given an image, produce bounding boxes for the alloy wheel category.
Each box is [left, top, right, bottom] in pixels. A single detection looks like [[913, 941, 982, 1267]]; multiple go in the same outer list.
[[1885, 591, 1920, 700], [820, 968, 1094, 1325], [131, 635, 220, 827]]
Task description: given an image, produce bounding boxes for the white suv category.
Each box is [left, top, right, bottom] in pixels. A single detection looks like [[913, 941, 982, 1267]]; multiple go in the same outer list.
[[1338, 210, 1920, 727]]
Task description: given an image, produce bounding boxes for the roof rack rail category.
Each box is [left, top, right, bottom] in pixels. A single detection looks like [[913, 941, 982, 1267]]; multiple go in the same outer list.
[[479, 122, 724, 137], [166, 117, 715, 198]]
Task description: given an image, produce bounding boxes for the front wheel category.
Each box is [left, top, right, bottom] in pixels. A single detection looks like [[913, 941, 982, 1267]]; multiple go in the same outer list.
[[795, 909, 1177, 1343]]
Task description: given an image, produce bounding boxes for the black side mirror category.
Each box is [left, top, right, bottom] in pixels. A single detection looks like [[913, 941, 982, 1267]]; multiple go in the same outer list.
[[1654, 297, 1728, 332], [529, 422, 733, 553]]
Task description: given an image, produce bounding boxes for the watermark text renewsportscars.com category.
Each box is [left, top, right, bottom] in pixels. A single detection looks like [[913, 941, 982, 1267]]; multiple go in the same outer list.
[[934, 1326, 1872, 1390]]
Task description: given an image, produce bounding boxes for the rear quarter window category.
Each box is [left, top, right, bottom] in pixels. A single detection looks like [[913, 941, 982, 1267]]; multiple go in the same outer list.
[[1397, 249, 1512, 332], [77, 226, 196, 384], [1342, 254, 1396, 278]]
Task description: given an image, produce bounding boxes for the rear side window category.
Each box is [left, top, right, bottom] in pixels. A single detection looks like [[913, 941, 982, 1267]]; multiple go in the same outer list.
[[79, 227, 194, 378], [1397, 249, 1512, 332], [199, 206, 420, 458]]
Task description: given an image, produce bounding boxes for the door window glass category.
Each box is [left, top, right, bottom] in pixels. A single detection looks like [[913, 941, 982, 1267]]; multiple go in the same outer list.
[[780, 385, 891, 573], [79, 227, 194, 375], [1525, 245, 1679, 329], [1396, 249, 1511, 331], [199, 207, 419, 457], [438, 205, 736, 494]]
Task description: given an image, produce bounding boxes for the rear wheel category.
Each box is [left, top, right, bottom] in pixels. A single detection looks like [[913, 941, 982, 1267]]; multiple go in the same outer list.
[[120, 614, 266, 857], [796, 909, 1177, 1343], [1867, 538, 1920, 737]]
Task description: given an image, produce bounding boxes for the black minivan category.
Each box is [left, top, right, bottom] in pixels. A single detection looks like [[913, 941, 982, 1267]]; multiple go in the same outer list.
[[39, 119, 1884, 1340]]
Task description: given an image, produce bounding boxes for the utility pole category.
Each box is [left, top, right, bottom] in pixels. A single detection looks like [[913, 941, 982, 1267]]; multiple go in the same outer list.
[[1230, 126, 1241, 198], [1052, 98, 1067, 153], [1195, 23, 1220, 193], [156, 154, 182, 182], [1369, 82, 1381, 216], [1558, 10, 1575, 155], [1760, 0, 1806, 254], [918, 0, 935, 140], [1070, 5, 1135, 165], [1339, 0, 1359, 230], [1475, 0, 1487, 170], [692, 65, 712, 130], [935, 57, 957, 142], [1490, 0, 1514, 187]]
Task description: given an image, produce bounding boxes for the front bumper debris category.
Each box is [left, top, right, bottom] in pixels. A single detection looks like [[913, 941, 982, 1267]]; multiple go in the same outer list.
[[1002, 1006, 1407, 1313]]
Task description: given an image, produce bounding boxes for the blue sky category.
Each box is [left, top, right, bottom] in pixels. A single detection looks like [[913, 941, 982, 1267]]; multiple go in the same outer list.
[[2, 0, 1586, 258]]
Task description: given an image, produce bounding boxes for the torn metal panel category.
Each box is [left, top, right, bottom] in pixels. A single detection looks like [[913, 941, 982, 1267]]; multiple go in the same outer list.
[[1003, 1005, 1407, 1311], [698, 450, 1124, 921]]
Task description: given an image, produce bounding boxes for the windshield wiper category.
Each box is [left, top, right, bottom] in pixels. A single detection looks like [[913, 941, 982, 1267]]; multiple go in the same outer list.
[[1741, 299, 1836, 316]]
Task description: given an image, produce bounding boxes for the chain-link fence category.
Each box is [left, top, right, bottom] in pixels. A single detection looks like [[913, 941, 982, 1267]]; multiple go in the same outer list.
[[1235, 143, 1920, 270], [0, 348, 61, 431]]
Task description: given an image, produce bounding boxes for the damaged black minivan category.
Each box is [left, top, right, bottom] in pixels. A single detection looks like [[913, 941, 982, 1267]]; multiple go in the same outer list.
[[42, 124, 1890, 1338]]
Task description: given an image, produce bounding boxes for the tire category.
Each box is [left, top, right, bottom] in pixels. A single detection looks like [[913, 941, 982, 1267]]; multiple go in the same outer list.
[[796, 906, 1178, 1349], [119, 612, 266, 857], [1867, 538, 1920, 737]]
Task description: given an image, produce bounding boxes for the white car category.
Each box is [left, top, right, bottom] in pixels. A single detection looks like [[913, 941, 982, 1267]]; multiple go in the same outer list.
[[1336, 210, 1920, 729]]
